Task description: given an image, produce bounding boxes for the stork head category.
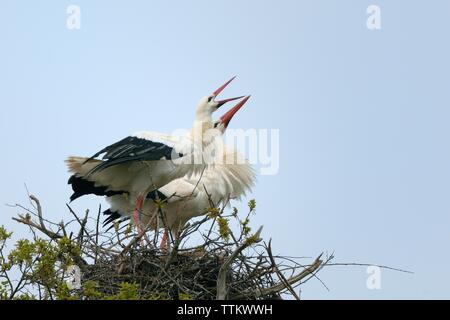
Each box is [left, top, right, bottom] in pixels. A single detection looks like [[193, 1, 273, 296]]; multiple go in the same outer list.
[[196, 76, 244, 123], [213, 96, 251, 134], [200, 96, 251, 165]]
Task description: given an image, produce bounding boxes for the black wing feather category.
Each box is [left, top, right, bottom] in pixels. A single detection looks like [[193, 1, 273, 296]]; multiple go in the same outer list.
[[85, 136, 182, 175], [102, 190, 168, 231], [102, 209, 130, 232], [68, 175, 125, 202], [146, 189, 168, 202]]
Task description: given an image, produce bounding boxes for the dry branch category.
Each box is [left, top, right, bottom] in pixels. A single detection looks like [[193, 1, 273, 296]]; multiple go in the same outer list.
[[216, 226, 263, 299]]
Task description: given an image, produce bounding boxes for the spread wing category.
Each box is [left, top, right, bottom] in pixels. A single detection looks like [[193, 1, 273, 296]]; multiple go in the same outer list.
[[84, 131, 191, 175]]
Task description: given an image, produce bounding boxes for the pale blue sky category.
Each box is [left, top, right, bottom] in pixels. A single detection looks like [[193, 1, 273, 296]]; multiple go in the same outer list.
[[1, 0, 449, 299]]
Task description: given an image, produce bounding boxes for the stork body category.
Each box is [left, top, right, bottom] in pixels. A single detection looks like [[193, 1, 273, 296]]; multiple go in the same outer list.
[[104, 145, 256, 239], [103, 97, 254, 245], [66, 78, 246, 232]]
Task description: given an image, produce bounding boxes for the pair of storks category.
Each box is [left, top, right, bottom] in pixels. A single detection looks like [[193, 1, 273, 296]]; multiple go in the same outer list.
[[66, 77, 255, 248]]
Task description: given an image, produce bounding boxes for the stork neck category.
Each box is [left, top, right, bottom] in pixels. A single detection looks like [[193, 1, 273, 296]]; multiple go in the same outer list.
[[195, 107, 213, 123], [192, 106, 213, 140], [191, 120, 212, 145]]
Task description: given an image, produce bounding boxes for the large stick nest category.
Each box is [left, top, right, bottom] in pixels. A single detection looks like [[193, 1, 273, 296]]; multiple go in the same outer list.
[[10, 195, 328, 300]]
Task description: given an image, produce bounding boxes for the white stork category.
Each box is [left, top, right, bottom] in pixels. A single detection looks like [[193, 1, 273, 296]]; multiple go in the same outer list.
[[103, 96, 255, 248], [66, 77, 245, 232]]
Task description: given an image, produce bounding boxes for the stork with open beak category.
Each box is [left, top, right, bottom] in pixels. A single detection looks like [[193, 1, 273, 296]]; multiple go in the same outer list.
[[66, 77, 244, 232], [103, 96, 254, 248]]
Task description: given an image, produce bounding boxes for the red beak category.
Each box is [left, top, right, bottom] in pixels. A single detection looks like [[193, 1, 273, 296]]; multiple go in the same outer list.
[[212, 77, 245, 108], [220, 96, 251, 128], [212, 76, 236, 96], [216, 95, 246, 107]]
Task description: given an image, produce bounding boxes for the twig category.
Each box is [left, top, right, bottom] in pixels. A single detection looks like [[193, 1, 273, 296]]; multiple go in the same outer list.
[[29, 195, 47, 234], [324, 262, 413, 274], [231, 254, 324, 300], [216, 226, 263, 300], [12, 216, 62, 240], [266, 240, 300, 300], [95, 204, 101, 264]]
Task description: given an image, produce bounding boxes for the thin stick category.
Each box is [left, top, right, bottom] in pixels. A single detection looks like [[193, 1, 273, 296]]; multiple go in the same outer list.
[[267, 240, 300, 300], [216, 226, 263, 300]]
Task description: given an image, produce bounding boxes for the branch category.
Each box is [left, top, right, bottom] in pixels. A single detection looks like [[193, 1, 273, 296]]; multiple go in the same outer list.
[[232, 254, 324, 300], [266, 240, 300, 300], [30, 195, 46, 232], [12, 214, 62, 241], [216, 226, 263, 300]]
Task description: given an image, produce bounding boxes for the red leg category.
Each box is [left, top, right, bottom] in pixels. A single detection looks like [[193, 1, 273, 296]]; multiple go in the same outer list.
[[160, 229, 169, 251], [133, 195, 145, 234]]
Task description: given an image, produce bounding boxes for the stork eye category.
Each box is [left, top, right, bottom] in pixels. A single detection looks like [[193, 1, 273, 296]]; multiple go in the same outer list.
[[208, 96, 213, 102], [213, 122, 219, 128]]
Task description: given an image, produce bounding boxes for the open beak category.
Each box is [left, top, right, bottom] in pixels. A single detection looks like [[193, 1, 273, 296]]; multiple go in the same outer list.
[[212, 76, 236, 96], [216, 95, 245, 107], [220, 96, 251, 128], [212, 76, 245, 108]]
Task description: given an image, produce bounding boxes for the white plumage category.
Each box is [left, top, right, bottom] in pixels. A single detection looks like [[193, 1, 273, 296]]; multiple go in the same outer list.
[[66, 78, 248, 234], [105, 144, 256, 238], [103, 99, 254, 247]]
